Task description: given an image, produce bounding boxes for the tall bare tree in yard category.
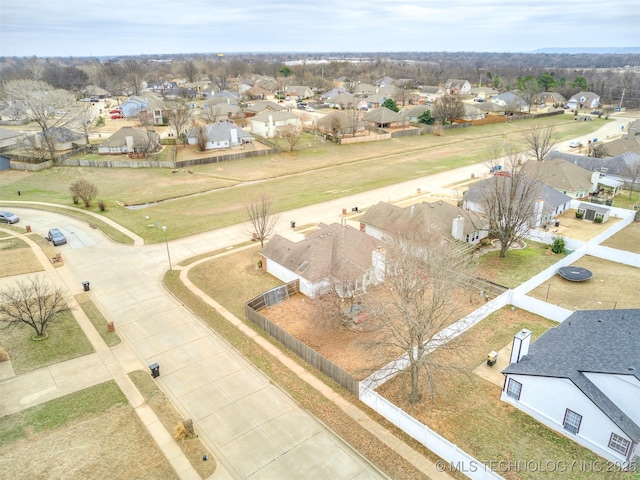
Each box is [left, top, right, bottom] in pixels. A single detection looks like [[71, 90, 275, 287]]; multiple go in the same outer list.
[[2, 79, 76, 160], [164, 100, 193, 146], [431, 94, 465, 125], [194, 124, 209, 151], [627, 161, 640, 199], [245, 192, 279, 248], [0, 276, 70, 338], [367, 228, 474, 404], [478, 146, 543, 258], [278, 123, 303, 151], [72, 102, 97, 145], [526, 124, 556, 161]]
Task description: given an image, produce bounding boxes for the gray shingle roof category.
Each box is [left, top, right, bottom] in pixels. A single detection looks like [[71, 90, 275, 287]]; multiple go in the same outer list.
[[260, 223, 386, 283], [359, 201, 487, 238], [503, 309, 640, 441], [548, 151, 640, 178], [521, 159, 593, 193], [187, 122, 253, 143], [363, 107, 402, 124]]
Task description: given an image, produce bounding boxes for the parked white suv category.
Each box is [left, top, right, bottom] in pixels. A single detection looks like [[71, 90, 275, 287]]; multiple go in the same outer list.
[[569, 140, 583, 148]]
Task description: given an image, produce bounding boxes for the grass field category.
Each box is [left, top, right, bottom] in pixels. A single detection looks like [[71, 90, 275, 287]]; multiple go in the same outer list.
[[0, 115, 611, 242]]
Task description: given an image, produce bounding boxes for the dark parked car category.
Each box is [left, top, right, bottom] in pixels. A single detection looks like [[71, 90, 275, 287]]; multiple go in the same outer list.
[[591, 110, 601, 115], [0, 211, 20, 224], [47, 228, 67, 246]]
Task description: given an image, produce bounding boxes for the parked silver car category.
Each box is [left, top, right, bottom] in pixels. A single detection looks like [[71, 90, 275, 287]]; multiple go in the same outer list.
[[47, 228, 67, 246], [0, 211, 20, 224]]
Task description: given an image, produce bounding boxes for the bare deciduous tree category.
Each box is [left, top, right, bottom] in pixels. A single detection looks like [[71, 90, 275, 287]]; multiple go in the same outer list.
[[587, 142, 608, 158], [69, 178, 98, 207], [626, 161, 640, 199], [480, 146, 543, 258], [194, 125, 208, 151], [526, 125, 556, 161], [164, 100, 193, 146], [0, 276, 70, 338], [2, 79, 76, 160], [367, 228, 474, 404], [431, 94, 465, 125], [278, 123, 303, 151], [245, 192, 279, 248], [72, 102, 97, 145]]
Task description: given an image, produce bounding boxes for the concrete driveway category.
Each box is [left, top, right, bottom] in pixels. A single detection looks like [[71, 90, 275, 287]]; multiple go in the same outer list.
[[5, 207, 386, 480]]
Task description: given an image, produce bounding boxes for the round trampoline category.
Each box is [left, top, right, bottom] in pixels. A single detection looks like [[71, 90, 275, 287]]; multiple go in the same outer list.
[[557, 266, 594, 282]]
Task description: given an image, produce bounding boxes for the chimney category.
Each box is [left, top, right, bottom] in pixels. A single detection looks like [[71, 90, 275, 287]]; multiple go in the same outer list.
[[371, 247, 386, 283], [534, 198, 544, 227], [451, 215, 465, 241], [125, 136, 134, 153], [509, 329, 532, 364]]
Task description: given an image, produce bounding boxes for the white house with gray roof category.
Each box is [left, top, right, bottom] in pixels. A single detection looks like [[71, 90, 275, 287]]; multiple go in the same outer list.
[[260, 223, 387, 298], [501, 310, 640, 465], [186, 121, 254, 150], [250, 111, 300, 138], [566, 91, 600, 110]]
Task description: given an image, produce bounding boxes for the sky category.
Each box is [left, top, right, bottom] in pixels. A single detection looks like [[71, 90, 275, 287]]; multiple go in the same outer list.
[[1, 0, 639, 58]]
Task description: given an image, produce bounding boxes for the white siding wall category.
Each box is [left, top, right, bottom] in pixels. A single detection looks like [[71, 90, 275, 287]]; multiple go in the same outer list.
[[502, 374, 634, 463], [584, 373, 640, 426]]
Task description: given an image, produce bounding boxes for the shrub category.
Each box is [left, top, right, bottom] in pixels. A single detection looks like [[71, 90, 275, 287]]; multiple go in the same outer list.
[[0, 346, 9, 362], [594, 216, 603, 223], [551, 236, 566, 254], [98, 200, 106, 212], [174, 423, 187, 441], [575, 211, 584, 219]]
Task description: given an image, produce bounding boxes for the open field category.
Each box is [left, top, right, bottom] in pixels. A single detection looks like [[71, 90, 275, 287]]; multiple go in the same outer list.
[[0, 381, 176, 480], [1, 115, 613, 242]]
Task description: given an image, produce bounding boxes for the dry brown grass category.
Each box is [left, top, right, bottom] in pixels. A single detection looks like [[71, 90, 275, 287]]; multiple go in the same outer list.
[[0, 235, 43, 277], [0, 405, 177, 480]]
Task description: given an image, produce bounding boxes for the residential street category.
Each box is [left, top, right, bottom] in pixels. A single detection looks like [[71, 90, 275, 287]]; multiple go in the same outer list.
[[0, 114, 634, 479]]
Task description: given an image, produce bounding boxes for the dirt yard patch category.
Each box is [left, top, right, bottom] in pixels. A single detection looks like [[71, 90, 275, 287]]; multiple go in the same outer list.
[[0, 404, 176, 479], [535, 209, 623, 242], [601, 221, 640, 253], [260, 284, 485, 380], [526, 255, 640, 310]]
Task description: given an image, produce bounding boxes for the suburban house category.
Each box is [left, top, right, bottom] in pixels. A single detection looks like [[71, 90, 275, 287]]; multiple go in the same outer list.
[[285, 86, 314, 99], [463, 176, 572, 227], [419, 86, 444, 103], [404, 105, 431, 122], [364, 93, 389, 109], [363, 107, 405, 129], [566, 91, 601, 110], [82, 85, 110, 99], [548, 151, 640, 191], [327, 92, 357, 109], [120, 96, 149, 117], [470, 86, 498, 101], [359, 201, 489, 246], [211, 90, 240, 105], [376, 76, 394, 87], [460, 104, 485, 121], [243, 85, 274, 101], [138, 96, 179, 125], [250, 110, 300, 138], [520, 159, 598, 199], [492, 92, 528, 112], [186, 121, 254, 150], [29, 127, 86, 151], [202, 103, 242, 122], [260, 223, 387, 299], [316, 111, 364, 137], [501, 310, 640, 465], [354, 83, 377, 96], [477, 102, 506, 115], [245, 101, 285, 117], [97, 126, 160, 156], [444, 79, 471, 95], [538, 92, 567, 107], [320, 88, 348, 101]]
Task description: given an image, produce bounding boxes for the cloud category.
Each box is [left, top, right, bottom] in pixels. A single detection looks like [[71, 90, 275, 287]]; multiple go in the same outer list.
[[1, 0, 638, 57]]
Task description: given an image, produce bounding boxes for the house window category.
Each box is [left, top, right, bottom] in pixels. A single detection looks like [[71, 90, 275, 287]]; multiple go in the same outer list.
[[506, 379, 522, 400], [563, 409, 582, 435], [609, 433, 630, 456]]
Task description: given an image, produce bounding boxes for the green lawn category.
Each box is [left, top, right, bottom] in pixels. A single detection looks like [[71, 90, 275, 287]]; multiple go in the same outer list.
[[0, 310, 94, 374], [0, 115, 610, 243], [475, 240, 567, 288]]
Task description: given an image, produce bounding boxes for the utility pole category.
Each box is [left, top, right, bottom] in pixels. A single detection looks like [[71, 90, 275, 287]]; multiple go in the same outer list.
[[618, 88, 625, 110]]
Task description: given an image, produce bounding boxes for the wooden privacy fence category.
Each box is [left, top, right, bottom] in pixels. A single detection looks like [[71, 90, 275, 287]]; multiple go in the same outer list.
[[245, 280, 360, 395]]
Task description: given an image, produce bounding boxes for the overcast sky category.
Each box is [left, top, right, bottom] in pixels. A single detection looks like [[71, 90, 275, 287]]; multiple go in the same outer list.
[[1, 0, 638, 58]]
